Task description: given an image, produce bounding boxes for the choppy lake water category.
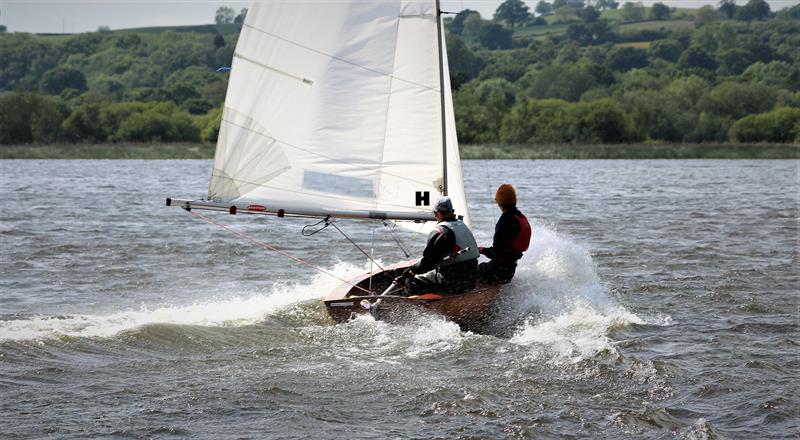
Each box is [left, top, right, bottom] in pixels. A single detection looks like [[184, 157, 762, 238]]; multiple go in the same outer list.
[[1, 159, 798, 439]]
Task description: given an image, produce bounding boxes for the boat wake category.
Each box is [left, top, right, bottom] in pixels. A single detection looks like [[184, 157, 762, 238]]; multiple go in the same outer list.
[[506, 225, 651, 362], [2, 225, 667, 362], [0, 263, 365, 341]]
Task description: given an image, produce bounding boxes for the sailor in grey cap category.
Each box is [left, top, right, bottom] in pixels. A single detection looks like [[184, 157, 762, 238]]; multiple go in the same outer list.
[[434, 195, 453, 213], [402, 196, 480, 295]]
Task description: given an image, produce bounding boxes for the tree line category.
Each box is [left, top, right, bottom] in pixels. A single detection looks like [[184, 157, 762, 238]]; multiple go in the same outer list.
[[0, 1, 798, 146], [449, 0, 799, 144]]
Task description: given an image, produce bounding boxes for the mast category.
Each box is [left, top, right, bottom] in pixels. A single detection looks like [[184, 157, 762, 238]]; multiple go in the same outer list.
[[435, 0, 448, 196]]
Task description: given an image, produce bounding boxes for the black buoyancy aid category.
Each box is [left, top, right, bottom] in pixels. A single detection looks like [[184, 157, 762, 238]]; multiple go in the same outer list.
[[511, 213, 532, 254]]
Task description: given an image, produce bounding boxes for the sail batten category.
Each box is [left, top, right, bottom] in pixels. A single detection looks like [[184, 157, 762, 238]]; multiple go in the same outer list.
[[208, 1, 469, 228], [240, 22, 438, 92]]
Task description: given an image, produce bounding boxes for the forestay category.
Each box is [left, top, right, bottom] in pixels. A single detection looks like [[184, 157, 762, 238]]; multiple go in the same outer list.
[[207, 0, 470, 228]]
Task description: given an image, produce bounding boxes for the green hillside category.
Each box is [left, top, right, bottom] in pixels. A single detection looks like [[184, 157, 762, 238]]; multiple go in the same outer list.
[[1, 1, 798, 150]]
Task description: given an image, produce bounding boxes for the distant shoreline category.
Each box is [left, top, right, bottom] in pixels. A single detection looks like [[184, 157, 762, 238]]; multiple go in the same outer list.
[[1, 143, 798, 160]]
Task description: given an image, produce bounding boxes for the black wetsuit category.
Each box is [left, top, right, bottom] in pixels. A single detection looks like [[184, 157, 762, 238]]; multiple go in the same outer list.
[[479, 207, 528, 284]]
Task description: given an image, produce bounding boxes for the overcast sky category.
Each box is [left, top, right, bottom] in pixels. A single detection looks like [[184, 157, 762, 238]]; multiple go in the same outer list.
[[1, 0, 796, 34]]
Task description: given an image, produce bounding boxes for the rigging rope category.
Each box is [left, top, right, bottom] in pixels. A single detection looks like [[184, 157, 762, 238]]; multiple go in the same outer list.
[[383, 221, 411, 259], [328, 221, 385, 272], [301, 217, 330, 236], [483, 159, 498, 224], [186, 210, 372, 295]]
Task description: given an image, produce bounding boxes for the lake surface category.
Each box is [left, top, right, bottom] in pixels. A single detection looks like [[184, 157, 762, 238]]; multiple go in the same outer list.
[[1, 159, 798, 439]]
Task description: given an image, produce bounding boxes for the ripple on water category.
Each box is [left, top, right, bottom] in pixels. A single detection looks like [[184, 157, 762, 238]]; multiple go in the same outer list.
[[2, 159, 798, 438]]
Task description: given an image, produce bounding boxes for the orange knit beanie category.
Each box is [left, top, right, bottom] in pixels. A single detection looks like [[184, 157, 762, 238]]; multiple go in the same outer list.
[[495, 183, 516, 205]]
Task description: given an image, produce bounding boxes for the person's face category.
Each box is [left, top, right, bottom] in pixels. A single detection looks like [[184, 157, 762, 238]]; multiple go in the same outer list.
[[434, 210, 443, 222]]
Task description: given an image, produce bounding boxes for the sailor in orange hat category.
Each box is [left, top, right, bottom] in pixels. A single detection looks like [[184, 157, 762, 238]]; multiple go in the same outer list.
[[478, 184, 531, 284]]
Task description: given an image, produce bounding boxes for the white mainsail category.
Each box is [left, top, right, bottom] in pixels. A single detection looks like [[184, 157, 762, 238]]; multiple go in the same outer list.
[[208, 0, 470, 226]]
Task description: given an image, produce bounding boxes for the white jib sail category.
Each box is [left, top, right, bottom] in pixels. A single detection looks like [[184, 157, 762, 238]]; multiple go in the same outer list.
[[209, 1, 470, 227]]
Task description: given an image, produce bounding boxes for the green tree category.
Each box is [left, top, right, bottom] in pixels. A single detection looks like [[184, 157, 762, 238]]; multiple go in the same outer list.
[[566, 21, 614, 45], [664, 75, 710, 110], [454, 78, 517, 143], [620, 2, 645, 21], [446, 36, 484, 89], [776, 4, 800, 20], [0, 93, 67, 144], [213, 33, 226, 49], [215, 6, 236, 25], [577, 6, 601, 22], [623, 90, 684, 141], [718, 0, 737, 18], [499, 98, 574, 143], [451, 9, 480, 35], [199, 107, 223, 142], [606, 46, 649, 71], [649, 2, 671, 20], [478, 51, 530, 82], [112, 102, 199, 142], [735, 0, 770, 21], [30, 96, 68, 143], [462, 13, 484, 41], [494, 0, 531, 28], [678, 45, 717, 70], [596, 0, 620, 11], [695, 5, 723, 26], [717, 48, 756, 75], [700, 81, 777, 120], [686, 112, 733, 142], [650, 39, 684, 62], [499, 97, 633, 143], [741, 61, 800, 90], [479, 23, 513, 49], [729, 107, 800, 142], [183, 97, 213, 115], [617, 69, 663, 92], [62, 104, 106, 142], [164, 81, 200, 105], [573, 99, 633, 142], [233, 8, 248, 24], [519, 64, 599, 101], [0, 93, 35, 143], [39, 67, 87, 95], [535, 1, 554, 16], [113, 33, 141, 50]]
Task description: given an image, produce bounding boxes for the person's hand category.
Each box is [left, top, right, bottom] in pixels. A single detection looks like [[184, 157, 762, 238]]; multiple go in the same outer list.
[[479, 246, 485, 255]]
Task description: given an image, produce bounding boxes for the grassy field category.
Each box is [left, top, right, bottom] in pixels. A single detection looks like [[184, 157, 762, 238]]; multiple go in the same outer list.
[[617, 19, 695, 33], [513, 23, 571, 39], [2, 143, 798, 160], [460, 143, 800, 160], [513, 16, 695, 41], [615, 41, 652, 49], [0, 143, 216, 159]]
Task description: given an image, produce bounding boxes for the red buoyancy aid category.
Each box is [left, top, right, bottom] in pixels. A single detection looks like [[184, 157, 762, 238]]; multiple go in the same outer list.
[[512, 213, 532, 254]]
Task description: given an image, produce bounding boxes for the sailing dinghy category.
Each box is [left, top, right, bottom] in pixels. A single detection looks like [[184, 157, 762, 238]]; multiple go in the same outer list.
[[167, 0, 504, 326]]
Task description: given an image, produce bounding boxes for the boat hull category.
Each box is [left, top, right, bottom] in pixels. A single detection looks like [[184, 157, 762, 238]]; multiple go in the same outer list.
[[324, 262, 503, 326]]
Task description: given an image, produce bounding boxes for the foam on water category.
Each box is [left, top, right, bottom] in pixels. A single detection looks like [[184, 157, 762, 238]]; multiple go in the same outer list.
[[0, 261, 367, 341], [508, 225, 648, 363], [332, 309, 467, 360], [3, 223, 659, 360]]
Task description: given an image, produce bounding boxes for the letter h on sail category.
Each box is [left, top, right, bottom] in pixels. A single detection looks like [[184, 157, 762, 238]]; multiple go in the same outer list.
[[416, 191, 430, 206]]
